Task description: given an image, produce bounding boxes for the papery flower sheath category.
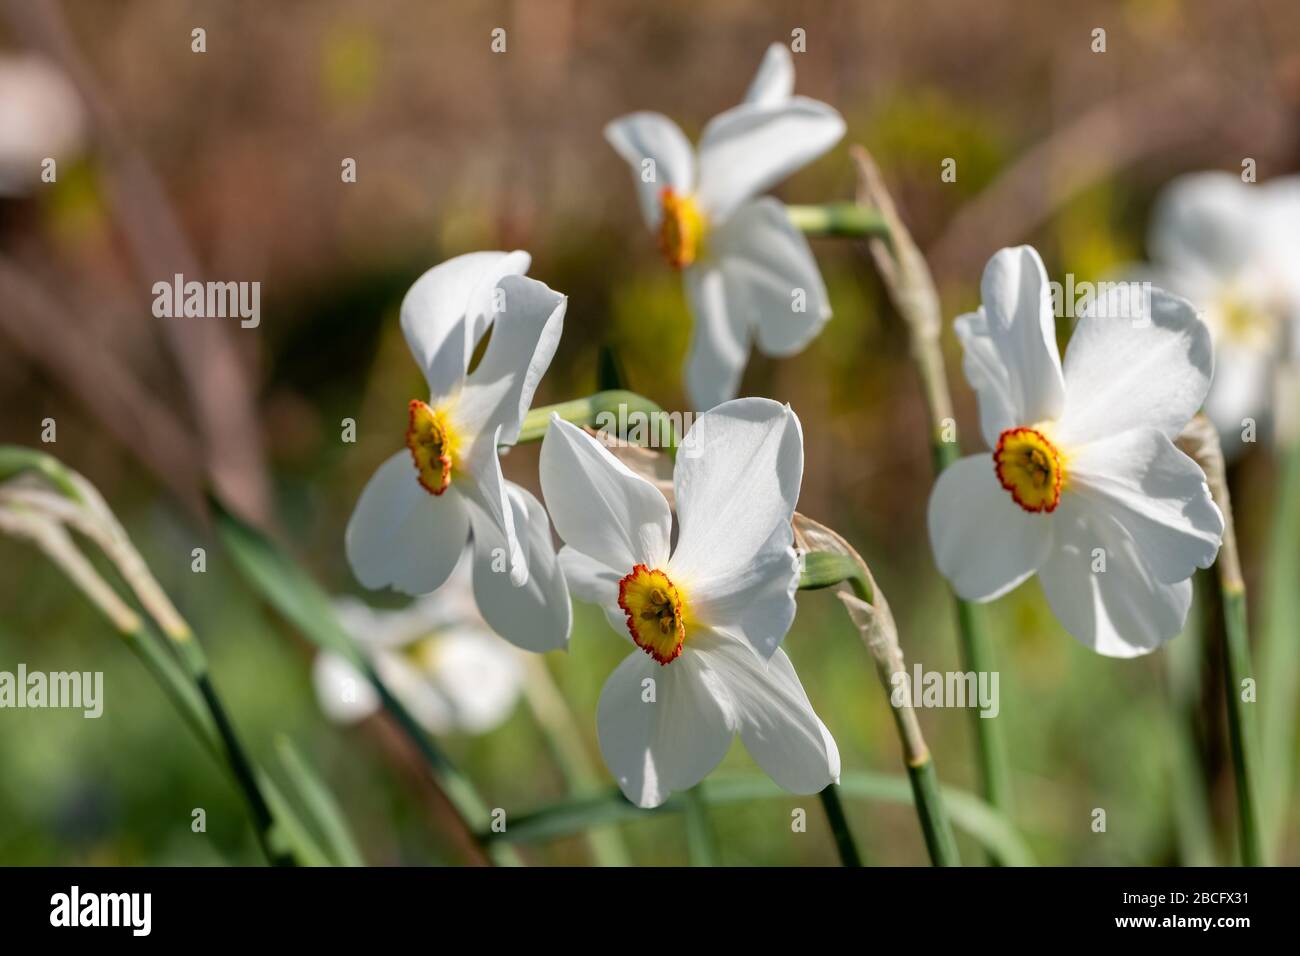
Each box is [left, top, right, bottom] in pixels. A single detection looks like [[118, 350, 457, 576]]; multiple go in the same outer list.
[[928, 245, 1224, 657], [539, 397, 839, 808], [314, 552, 524, 735], [1137, 172, 1300, 454], [604, 43, 845, 411], [345, 252, 571, 652]]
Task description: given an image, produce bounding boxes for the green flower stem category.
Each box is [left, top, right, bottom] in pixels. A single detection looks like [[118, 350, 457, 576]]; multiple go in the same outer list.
[[163, 626, 287, 866], [798, 548, 958, 866], [845, 147, 1014, 853], [209, 495, 516, 867], [118, 625, 336, 865], [0, 447, 297, 866], [1178, 420, 1264, 866], [933, 441, 1012, 828], [683, 784, 719, 866], [1164, 603, 1217, 866], [193, 666, 295, 866], [1220, 583, 1262, 866], [518, 390, 674, 451], [363, 663, 524, 867], [817, 784, 864, 867], [787, 203, 890, 239], [905, 754, 962, 867], [0, 446, 84, 500], [798, 551, 872, 601], [521, 657, 632, 866], [1260, 441, 1300, 851], [111, 559, 295, 866]]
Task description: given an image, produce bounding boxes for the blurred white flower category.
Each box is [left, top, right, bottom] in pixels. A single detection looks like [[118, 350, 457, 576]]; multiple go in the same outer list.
[[0, 55, 84, 196], [314, 553, 524, 735], [345, 252, 571, 652], [1138, 172, 1300, 454], [539, 397, 839, 808], [929, 246, 1224, 657], [604, 44, 845, 411]]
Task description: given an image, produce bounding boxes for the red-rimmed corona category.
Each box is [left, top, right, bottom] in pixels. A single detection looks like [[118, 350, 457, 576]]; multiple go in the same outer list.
[[993, 425, 1065, 513], [406, 399, 458, 496], [617, 564, 688, 664]]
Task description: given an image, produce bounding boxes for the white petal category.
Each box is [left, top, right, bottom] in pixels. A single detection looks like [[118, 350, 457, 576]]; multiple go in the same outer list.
[[685, 528, 799, 661], [539, 416, 672, 573], [345, 452, 470, 595], [683, 264, 751, 411], [743, 43, 795, 107], [557, 546, 629, 638], [693, 632, 839, 793], [711, 198, 832, 357], [312, 652, 380, 724], [406, 548, 481, 632], [603, 111, 696, 229], [1038, 495, 1194, 657], [954, 308, 1021, 449], [557, 546, 620, 607], [927, 454, 1052, 601], [464, 251, 532, 354], [1149, 173, 1258, 282], [972, 246, 1066, 429], [400, 251, 530, 398], [454, 275, 565, 446], [374, 650, 454, 734], [1066, 428, 1222, 583], [695, 97, 845, 223], [538, 416, 670, 574], [670, 398, 803, 610], [596, 650, 734, 808], [331, 596, 396, 650], [458, 426, 526, 586], [468, 483, 572, 652], [1206, 349, 1272, 460], [1057, 287, 1213, 446], [430, 627, 524, 733]]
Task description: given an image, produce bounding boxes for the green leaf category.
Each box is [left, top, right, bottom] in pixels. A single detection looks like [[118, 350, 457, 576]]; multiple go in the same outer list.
[[259, 774, 334, 867], [210, 493, 524, 867], [485, 771, 1036, 866], [209, 494, 360, 664], [275, 735, 366, 867]]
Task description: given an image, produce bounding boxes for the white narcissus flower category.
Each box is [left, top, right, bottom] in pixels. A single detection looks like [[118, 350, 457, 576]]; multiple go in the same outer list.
[[928, 246, 1224, 657], [314, 553, 524, 735], [539, 397, 840, 808], [345, 252, 571, 652], [1137, 173, 1300, 454], [604, 43, 845, 411]]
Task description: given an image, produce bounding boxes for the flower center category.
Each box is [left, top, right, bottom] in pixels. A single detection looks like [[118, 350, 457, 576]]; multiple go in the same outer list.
[[994, 426, 1065, 513], [618, 564, 688, 665], [658, 188, 704, 269], [1214, 291, 1279, 350], [400, 635, 442, 671], [406, 399, 460, 496]]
